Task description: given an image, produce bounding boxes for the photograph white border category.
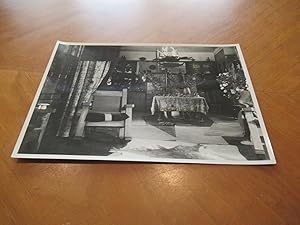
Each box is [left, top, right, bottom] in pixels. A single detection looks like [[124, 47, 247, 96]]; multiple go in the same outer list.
[[11, 41, 276, 165]]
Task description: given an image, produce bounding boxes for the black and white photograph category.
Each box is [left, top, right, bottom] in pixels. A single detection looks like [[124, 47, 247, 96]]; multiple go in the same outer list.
[[11, 41, 276, 164]]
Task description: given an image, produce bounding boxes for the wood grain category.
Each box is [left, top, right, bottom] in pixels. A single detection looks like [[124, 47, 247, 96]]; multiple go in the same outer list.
[[0, 0, 299, 224]]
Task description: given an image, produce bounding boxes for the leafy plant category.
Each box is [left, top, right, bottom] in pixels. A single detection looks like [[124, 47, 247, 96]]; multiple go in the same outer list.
[[216, 69, 247, 103]]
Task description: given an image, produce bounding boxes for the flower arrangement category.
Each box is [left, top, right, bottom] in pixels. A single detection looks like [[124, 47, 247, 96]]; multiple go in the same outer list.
[[216, 70, 248, 103]]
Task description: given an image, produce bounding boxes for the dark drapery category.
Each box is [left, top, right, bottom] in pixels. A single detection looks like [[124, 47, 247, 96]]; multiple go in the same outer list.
[[56, 60, 111, 137]]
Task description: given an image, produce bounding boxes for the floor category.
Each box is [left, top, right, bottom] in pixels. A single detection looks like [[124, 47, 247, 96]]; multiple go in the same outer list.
[[19, 111, 257, 160], [109, 112, 256, 161]]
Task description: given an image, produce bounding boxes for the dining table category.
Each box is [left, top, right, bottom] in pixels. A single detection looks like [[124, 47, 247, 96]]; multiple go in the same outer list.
[[151, 95, 209, 115]]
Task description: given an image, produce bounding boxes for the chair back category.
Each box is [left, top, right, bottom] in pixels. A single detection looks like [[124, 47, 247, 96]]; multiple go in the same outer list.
[[91, 89, 127, 113]]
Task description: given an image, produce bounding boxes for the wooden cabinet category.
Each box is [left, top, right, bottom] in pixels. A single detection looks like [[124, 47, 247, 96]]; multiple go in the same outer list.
[[128, 91, 147, 112]]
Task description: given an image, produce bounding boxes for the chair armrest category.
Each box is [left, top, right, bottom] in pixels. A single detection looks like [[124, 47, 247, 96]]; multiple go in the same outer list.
[[121, 104, 135, 110], [123, 104, 134, 120]]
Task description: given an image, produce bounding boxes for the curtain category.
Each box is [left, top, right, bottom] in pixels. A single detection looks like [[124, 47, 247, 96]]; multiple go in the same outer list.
[[56, 60, 111, 137], [82, 61, 111, 103]]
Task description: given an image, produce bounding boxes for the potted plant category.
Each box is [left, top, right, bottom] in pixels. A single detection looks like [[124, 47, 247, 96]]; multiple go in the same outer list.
[[216, 67, 248, 118]]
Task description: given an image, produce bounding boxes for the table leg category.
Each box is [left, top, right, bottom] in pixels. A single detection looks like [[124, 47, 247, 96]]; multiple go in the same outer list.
[[198, 112, 204, 122], [157, 111, 164, 122], [166, 111, 174, 119]]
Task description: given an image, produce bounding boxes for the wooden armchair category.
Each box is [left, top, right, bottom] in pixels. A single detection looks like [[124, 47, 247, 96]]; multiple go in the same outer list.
[[75, 89, 134, 140], [238, 90, 265, 157]]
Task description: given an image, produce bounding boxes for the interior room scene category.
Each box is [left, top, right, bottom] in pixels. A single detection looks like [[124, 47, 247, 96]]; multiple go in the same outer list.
[[18, 44, 269, 161]]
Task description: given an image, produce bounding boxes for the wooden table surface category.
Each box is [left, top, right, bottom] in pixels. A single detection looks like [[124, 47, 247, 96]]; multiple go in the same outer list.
[[0, 0, 299, 224]]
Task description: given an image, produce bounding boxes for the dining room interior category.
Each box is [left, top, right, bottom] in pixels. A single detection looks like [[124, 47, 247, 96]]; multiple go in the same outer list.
[[18, 43, 269, 161]]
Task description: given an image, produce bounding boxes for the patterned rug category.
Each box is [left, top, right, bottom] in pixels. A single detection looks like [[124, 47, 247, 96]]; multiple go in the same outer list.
[[143, 115, 214, 127], [109, 138, 247, 161]]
